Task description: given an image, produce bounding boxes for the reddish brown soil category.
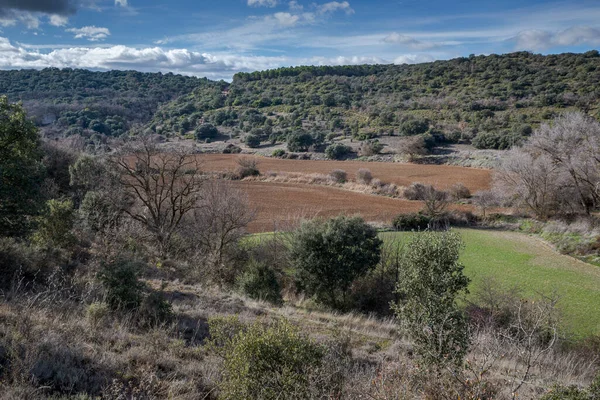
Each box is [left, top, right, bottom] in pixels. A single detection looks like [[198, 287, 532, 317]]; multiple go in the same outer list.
[[198, 154, 492, 191], [231, 181, 472, 233]]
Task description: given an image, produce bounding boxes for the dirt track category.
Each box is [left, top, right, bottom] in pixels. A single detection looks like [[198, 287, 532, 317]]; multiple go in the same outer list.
[[198, 154, 492, 191]]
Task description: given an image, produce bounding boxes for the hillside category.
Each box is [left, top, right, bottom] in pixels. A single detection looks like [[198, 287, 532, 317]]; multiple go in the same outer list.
[[150, 51, 600, 151], [0, 68, 213, 143]]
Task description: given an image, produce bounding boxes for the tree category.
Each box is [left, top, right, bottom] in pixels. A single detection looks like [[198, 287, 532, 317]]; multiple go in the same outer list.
[[32, 199, 77, 249], [0, 97, 44, 236], [528, 112, 600, 214], [187, 180, 255, 284], [325, 143, 352, 160], [107, 137, 203, 257], [290, 216, 382, 309], [287, 131, 314, 152], [393, 231, 470, 367], [195, 123, 219, 141], [495, 148, 563, 219], [397, 135, 428, 161]]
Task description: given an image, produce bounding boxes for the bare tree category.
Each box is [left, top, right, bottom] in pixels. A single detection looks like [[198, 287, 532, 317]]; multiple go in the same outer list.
[[397, 135, 428, 161], [528, 112, 600, 214], [497, 112, 600, 218], [422, 185, 450, 217], [495, 148, 564, 220], [108, 138, 203, 257], [188, 180, 256, 284], [473, 189, 501, 218]]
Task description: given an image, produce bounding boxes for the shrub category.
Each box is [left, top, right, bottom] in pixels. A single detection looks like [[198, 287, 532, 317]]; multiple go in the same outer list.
[[237, 260, 282, 305], [244, 134, 261, 148], [80, 191, 122, 233], [403, 182, 429, 200], [359, 140, 384, 156], [290, 216, 382, 309], [272, 149, 286, 157], [393, 231, 469, 367], [235, 157, 260, 179], [392, 213, 431, 231], [400, 118, 429, 136], [449, 183, 471, 200], [32, 199, 77, 249], [139, 290, 173, 326], [356, 168, 373, 185], [208, 317, 324, 400], [195, 123, 219, 141], [98, 258, 146, 311], [223, 144, 242, 154], [328, 169, 347, 183], [325, 143, 352, 160], [472, 130, 522, 150], [86, 302, 109, 327], [287, 132, 314, 152]]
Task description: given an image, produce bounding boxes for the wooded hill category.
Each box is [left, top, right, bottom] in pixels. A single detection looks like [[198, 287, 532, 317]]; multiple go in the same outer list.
[[149, 50, 600, 150], [2, 50, 600, 150]]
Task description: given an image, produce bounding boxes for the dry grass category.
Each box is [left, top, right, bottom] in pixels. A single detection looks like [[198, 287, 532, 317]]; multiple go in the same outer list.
[[0, 279, 596, 399]]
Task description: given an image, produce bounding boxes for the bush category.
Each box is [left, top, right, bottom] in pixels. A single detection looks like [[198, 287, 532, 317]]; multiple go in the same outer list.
[[290, 216, 382, 309], [272, 149, 286, 157], [328, 169, 347, 183], [393, 231, 469, 367], [356, 168, 373, 185], [403, 182, 429, 200], [98, 258, 146, 311], [359, 140, 384, 156], [392, 213, 431, 231], [244, 134, 261, 148], [449, 183, 471, 200], [32, 199, 77, 249], [325, 143, 352, 160], [400, 118, 429, 136], [237, 260, 282, 305], [208, 317, 324, 400], [195, 123, 219, 141], [287, 132, 314, 152], [235, 157, 260, 179], [472, 130, 522, 150], [223, 144, 242, 154], [139, 290, 173, 326]]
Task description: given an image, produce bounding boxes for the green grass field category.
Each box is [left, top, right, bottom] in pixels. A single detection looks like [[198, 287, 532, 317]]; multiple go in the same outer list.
[[382, 229, 600, 338], [247, 228, 600, 337]]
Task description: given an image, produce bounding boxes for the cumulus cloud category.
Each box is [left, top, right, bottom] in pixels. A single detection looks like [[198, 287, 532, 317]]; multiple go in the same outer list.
[[393, 54, 435, 64], [67, 26, 110, 41], [0, 36, 438, 80], [267, 12, 300, 27], [248, 0, 278, 7], [49, 14, 68, 26], [514, 26, 600, 50], [383, 32, 437, 50], [317, 1, 354, 15], [115, 0, 128, 6]]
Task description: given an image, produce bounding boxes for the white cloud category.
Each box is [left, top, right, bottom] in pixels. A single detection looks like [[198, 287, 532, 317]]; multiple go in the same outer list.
[[268, 12, 300, 27], [317, 1, 354, 15], [383, 32, 437, 50], [0, 36, 440, 81], [115, 0, 128, 6], [248, 0, 278, 7], [393, 54, 435, 65], [49, 14, 69, 27], [67, 26, 111, 41], [0, 11, 40, 29], [514, 26, 600, 50], [289, 1, 303, 11]]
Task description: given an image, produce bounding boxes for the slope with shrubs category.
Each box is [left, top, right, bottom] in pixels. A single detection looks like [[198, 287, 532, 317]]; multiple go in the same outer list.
[[149, 51, 600, 150]]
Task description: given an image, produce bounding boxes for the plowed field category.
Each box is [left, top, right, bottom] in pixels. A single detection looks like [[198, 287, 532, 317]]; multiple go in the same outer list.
[[198, 154, 492, 191]]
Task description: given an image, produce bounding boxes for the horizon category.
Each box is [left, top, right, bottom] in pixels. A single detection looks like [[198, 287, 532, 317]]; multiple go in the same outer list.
[[0, 0, 599, 80]]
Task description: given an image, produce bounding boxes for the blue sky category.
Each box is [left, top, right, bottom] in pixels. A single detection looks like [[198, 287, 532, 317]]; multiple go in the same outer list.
[[0, 0, 599, 80]]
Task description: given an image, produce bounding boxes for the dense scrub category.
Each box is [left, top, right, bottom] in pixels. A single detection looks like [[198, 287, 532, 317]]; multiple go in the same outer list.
[[149, 51, 600, 150]]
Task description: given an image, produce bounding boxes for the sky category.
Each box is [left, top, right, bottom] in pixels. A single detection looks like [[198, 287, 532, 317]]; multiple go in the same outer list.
[[0, 0, 599, 80]]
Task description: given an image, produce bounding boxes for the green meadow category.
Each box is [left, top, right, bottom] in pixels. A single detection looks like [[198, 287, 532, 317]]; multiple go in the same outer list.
[[382, 229, 600, 338]]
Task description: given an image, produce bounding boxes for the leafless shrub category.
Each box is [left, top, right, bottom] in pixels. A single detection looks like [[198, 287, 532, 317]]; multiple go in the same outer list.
[[185, 180, 256, 285], [397, 136, 428, 161], [329, 169, 347, 183], [449, 183, 471, 200], [403, 182, 429, 200], [356, 168, 373, 185], [235, 157, 260, 179]]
